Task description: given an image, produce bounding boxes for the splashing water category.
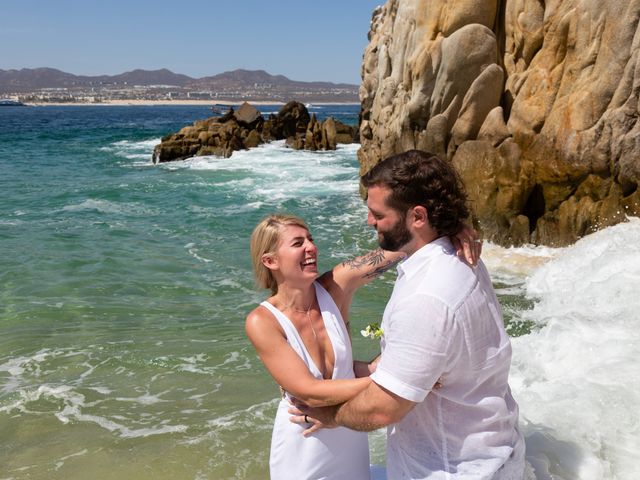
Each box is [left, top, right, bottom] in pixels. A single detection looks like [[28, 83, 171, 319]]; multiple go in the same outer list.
[[485, 218, 640, 480]]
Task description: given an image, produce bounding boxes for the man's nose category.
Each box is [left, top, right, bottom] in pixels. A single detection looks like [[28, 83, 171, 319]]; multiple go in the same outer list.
[[367, 212, 375, 227]]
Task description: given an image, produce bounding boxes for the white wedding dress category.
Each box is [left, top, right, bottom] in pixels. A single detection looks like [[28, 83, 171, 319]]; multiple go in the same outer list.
[[261, 281, 371, 480]]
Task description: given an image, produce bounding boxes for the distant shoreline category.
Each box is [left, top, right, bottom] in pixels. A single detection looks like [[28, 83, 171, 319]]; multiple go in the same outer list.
[[24, 99, 361, 107]]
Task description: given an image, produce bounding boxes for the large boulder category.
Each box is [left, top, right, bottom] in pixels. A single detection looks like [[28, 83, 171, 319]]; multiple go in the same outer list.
[[359, 0, 640, 246], [274, 101, 311, 138], [153, 115, 256, 162], [234, 101, 262, 126]]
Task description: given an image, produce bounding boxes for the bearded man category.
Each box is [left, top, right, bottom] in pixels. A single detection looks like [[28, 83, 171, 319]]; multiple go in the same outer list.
[[296, 150, 525, 480]]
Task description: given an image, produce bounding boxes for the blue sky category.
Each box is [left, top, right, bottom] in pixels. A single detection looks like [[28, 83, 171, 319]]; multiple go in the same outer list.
[[1, 0, 384, 84]]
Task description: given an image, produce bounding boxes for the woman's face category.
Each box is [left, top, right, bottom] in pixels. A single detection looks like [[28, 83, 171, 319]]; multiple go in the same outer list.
[[272, 224, 318, 280]]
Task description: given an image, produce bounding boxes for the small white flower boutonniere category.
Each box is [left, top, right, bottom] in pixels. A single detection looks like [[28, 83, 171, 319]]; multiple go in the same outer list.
[[360, 322, 384, 340]]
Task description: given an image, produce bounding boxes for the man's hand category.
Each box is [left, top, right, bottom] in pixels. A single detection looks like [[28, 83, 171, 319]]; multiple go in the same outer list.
[[451, 224, 482, 266], [288, 402, 339, 437]]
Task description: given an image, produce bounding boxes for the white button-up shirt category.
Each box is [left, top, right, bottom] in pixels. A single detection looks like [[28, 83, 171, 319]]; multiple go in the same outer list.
[[370, 237, 524, 479]]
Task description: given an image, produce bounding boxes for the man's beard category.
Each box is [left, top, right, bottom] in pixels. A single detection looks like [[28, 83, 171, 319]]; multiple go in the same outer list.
[[378, 215, 412, 251]]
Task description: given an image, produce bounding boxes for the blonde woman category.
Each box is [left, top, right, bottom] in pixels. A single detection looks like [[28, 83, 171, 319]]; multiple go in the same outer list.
[[246, 214, 478, 479]]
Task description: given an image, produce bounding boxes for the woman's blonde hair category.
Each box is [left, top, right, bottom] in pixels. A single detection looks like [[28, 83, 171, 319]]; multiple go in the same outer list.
[[250, 214, 309, 295]]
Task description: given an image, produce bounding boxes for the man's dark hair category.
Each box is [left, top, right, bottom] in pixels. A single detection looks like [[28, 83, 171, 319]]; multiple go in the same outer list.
[[361, 150, 470, 237]]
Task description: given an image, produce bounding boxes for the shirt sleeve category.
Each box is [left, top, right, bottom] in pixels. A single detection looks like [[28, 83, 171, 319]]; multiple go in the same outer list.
[[370, 293, 457, 402]]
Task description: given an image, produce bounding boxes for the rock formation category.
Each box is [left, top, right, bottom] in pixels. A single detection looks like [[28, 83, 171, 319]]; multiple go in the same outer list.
[[359, 0, 640, 246], [153, 101, 356, 164]]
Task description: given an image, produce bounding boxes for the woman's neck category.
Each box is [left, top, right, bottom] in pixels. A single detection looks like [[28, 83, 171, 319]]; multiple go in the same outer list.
[[272, 282, 316, 312]]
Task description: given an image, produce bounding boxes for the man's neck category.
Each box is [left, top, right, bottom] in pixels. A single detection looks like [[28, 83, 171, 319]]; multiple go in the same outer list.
[[401, 228, 440, 257]]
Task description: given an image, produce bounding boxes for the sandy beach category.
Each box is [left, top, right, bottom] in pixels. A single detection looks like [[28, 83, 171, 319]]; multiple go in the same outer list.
[[25, 99, 359, 107]]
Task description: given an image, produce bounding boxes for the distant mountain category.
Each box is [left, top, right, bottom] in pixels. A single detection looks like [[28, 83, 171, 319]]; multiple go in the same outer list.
[[0, 68, 85, 91], [190, 69, 356, 89], [110, 69, 193, 86], [0, 67, 357, 93], [0, 67, 193, 92]]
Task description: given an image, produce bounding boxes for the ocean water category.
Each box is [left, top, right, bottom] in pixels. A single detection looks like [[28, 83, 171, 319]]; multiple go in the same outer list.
[[0, 105, 638, 480]]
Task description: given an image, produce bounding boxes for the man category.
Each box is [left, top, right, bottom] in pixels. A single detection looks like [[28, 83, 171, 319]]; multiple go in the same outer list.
[[295, 150, 525, 479]]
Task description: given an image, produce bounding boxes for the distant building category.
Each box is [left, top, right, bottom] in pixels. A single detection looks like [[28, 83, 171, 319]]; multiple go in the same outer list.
[[187, 91, 213, 99]]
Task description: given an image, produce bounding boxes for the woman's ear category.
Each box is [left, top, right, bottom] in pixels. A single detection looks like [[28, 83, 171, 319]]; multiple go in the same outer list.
[[262, 253, 278, 271]]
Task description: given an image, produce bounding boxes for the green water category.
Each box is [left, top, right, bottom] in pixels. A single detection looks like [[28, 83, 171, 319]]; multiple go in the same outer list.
[[0, 105, 395, 479]]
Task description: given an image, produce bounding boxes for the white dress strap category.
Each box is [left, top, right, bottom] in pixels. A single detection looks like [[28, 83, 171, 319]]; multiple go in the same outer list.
[[260, 298, 323, 379]]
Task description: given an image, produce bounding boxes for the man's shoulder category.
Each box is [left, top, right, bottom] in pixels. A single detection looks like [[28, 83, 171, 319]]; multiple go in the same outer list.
[[413, 250, 481, 310]]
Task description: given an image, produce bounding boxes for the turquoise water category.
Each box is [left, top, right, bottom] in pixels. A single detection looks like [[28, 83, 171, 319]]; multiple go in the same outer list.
[[2, 105, 639, 480], [0, 105, 387, 479]]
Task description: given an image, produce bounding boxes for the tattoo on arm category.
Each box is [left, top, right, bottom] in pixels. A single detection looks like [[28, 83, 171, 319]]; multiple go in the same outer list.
[[341, 249, 402, 279]]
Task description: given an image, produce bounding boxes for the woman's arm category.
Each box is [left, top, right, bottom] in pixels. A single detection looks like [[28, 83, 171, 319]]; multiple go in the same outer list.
[[318, 248, 405, 318], [245, 307, 371, 407], [319, 225, 481, 318]]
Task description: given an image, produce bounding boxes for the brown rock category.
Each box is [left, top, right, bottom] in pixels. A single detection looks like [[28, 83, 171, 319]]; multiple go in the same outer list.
[[359, 0, 640, 246], [234, 101, 261, 126], [153, 100, 353, 163], [321, 117, 336, 150], [244, 129, 262, 149], [275, 101, 311, 138], [477, 107, 510, 147]]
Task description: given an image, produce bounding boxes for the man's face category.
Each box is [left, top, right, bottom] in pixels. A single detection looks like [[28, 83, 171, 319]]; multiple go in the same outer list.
[[366, 185, 412, 252]]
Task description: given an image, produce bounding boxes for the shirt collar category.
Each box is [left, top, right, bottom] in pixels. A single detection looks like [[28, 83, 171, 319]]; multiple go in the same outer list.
[[396, 236, 455, 280]]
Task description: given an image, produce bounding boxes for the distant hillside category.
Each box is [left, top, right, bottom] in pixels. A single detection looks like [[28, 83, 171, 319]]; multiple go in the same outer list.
[[0, 67, 357, 93], [0, 68, 192, 92], [190, 69, 356, 89]]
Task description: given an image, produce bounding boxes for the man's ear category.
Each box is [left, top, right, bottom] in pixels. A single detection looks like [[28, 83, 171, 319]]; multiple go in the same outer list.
[[262, 253, 278, 271], [411, 205, 428, 228]]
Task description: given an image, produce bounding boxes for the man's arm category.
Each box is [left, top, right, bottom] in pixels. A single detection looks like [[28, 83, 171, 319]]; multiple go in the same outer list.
[[334, 380, 416, 431], [292, 294, 451, 433], [291, 379, 416, 434]]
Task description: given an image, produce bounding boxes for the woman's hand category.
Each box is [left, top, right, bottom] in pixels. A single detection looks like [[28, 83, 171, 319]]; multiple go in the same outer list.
[[451, 224, 482, 266], [369, 354, 381, 373], [288, 403, 336, 437]]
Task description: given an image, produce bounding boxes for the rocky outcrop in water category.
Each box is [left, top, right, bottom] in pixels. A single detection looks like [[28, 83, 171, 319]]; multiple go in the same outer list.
[[360, 0, 640, 246], [153, 101, 357, 163]]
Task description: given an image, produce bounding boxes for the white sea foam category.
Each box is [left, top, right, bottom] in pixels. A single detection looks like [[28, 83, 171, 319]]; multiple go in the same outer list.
[[488, 217, 640, 480], [0, 219, 22, 226], [61, 199, 155, 216], [54, 449, 89, 471], [193, 398, 278, 442], [114, 392, 169, 405], [483, 242, 562, 288], [185, 242, 213, 263], [0, 349, 52, 379], [159, 141, 361, 204], [2, 382, 187, 438], [102, 138, 160, 162]]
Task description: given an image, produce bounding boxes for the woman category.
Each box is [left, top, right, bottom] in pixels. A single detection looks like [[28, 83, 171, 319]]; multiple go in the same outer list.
[[246, 214, 478, 479]]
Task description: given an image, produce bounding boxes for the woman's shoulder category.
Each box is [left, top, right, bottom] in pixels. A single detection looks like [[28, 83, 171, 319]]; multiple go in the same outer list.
[[246, 300, 272, 323], [245, 301, 285, 340]]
